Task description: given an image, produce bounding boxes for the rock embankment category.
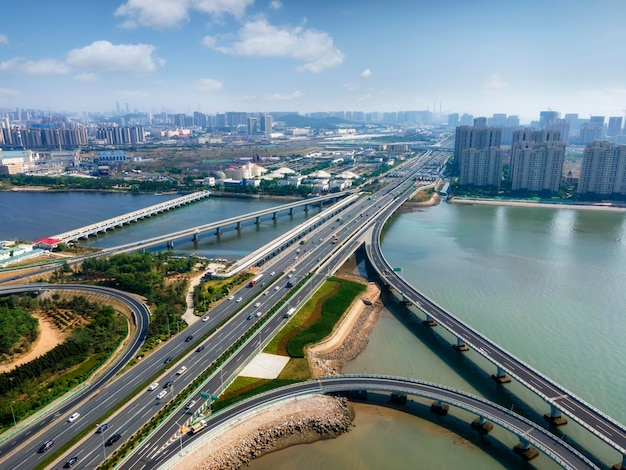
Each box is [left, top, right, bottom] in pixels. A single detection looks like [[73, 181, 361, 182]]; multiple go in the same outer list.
[[190, 396, 353, 470]]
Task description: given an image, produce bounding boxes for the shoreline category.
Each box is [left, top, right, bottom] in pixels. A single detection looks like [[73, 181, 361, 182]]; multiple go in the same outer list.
[[450, 196, 626, 212]]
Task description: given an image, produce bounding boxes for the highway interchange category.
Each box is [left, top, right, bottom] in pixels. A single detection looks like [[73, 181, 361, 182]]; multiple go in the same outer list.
[[0, 150, 622, 469]]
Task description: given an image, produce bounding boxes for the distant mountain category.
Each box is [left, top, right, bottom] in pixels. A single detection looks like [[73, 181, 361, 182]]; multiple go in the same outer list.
[[276, 114, 354, 129]]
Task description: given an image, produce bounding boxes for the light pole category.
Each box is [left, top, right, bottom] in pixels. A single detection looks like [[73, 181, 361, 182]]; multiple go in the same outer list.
[[9, 401, 16, 429], [174, 420, 183, 457], [96, 424, 106, 460]]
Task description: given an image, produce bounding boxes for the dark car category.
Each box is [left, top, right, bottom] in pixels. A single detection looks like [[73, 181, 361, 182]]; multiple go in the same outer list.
[[164, 380, 173, 388], [96, 423, 110, 433], [196, 345, 205, 352], [164, 356, 173, 364], [105, 433, 122, 446], [64, 456, 79, 468], [185, 335, 193, 342], [37, 439, 54, 453]]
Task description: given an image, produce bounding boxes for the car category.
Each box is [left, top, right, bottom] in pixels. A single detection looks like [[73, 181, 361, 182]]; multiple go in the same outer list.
[[236, 297, 242, 302], [64, 456, 79, 468], [67, 412, 80, 423], [105, 433, 122, 446], [185, 335, 193, 342], [148, 382, 159, 391], [164, 356, 173, 364], [294, 256, 299, 260], [156, 390, 168, 400], [287, 274, 293, 278], [228, 295, 235, 300], [164, 380, 173, 388], [38, 439, 54, 453], [247, 314, 254, 320], [263, 291, 268, 295], [270, 271, 275, 276], [202, 315, 209, 322], [291, 268, 296, 272], [274, 286, 280, 291], [260, 282, 266, 287], [185, 400, 197, 410], [176, 366, 187, 375], [96, 423, 110, 433], [196, 345, 205, 352], [255, 312, 262, 317], [254, 302, 261, 308]]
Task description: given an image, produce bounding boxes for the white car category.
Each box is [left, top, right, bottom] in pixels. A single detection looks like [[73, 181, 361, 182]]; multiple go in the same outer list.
[[202, 316, 209, 322], [236, 297, 242, 302], [148, 382, 159, 391], [185, 400, 197, 410], [270, 271, 275, 276], [156, 390, 167, 400], [254, 302, 261, 308], [228, 295, 235, 300], [176, 366, 187, 375], [255, 312, 262, 317], [68, 413, 80, 423], [274, 286, 280, 291]]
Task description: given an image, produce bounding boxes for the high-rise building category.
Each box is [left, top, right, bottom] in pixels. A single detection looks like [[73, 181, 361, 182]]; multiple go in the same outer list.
[[459, 148, 503, 187], [578, 141, 626, 195], [459, 113, 474, 126], [260, 115, 272, 135], [447, 113, 459, 127], [473, 117, 487, 126], [454, 125, 502, 185], [490, 113, 507, 127], [510, 129, 565, 192], [564, 113, 580, 136], [579, 122, 603, 144], [174, 113, 186, 128], [247, 117, 257, 135], [607, 117, 623, 137], [539, 110, 560, 129]]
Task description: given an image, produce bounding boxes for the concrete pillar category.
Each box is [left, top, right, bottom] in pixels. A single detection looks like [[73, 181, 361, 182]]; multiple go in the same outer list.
[[215, 227, 221, 236], [430, 400, 449, 416], [544, 403, 568, 426], [453, 336, 469, 352], [304, 204, 309, 212], [289, 208, 294, 216], [167, 240, 174, 249], [513, 437, 539, 461], [471, 416, 493, 434], [255, 216, 260, 225], [423, 314, 437, 327], [272, 211, 278, 220], [492, 366, 511, 384], [611, 455, 626, 470], [236, 221, 242, 231], [192, 233, 199, 242]]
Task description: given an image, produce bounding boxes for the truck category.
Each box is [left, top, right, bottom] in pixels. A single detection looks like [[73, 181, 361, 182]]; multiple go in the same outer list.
[[189, 420, 207, 435], [286, 277, 299, 288], [249, 274, 264, 287], [284, 307, 296, 319]]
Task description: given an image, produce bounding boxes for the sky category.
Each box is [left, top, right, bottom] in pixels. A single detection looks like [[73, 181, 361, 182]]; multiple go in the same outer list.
[[1, 0, 626, 122]]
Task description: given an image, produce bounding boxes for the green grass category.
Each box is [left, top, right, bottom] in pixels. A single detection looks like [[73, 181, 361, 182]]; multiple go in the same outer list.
[[287, 277, 365, 358], [213, 378, 298, 413]]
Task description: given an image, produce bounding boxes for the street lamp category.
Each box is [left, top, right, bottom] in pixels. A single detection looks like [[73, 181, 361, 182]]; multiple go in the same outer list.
[[174, 420, 184, 457], [96, 424, 106, 460], [9, 401, 16, 429]]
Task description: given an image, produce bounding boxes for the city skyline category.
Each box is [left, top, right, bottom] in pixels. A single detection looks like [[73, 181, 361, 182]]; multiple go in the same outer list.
[[2, 1, 626, 120]]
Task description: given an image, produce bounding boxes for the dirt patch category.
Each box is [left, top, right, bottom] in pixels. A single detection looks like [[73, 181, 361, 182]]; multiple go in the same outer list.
[[0, 313, 68, 373]]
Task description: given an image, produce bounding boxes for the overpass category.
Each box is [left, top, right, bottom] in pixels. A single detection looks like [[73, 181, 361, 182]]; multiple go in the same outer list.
[[364, 180, 626, 468], [161, 376, 598, 470], [46, 191, 212, 244]]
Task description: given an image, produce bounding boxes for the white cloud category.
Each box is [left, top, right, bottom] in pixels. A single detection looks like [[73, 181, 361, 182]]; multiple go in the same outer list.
[[238, 94, 257, 101], [204, 18, 344, 73], [194, 77, 223, 92], [483, 73, 509, 94], [74, 73, 99, 83], [0, 34, 8, 45], [0, 58, 70, 75], [67, 41, 164, 73], [115, 0, 254, 29], [269, 0, 282, 9], [0, 87, 18, 98], [263, 90, 303, 101], [361, 68, 372, 79], [343, 82, 359, 92]]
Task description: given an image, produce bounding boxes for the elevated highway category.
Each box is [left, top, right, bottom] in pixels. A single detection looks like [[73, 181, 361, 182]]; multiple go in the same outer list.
[[365, 177, 626, 466], [162, 376, 598, 470]]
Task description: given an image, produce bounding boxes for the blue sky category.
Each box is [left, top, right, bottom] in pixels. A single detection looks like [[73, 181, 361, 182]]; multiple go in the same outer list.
[[1, 0, 626, 122]]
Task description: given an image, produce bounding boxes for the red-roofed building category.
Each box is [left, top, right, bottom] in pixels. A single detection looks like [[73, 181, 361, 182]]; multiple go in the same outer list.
[[34, 238, 62, 250]]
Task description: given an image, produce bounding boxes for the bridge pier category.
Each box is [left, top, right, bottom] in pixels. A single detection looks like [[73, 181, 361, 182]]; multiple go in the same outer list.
[[255, 216, 261, 225], [390, 393, 407, 405], [513, 437, 539, 461], [430, 400, 449, 416], [423, 314, 437, 327], [491, 366, 511, 384], [167, 240, 174, 249], [544, 403, 568, 426], [272, 211, 278, 220], [304, 204, 309, 212], [236, 221, 242, 231], [289, 208, 294, 216], [192, 233, 199, 242], [215, 227, 221, 236], [471, 416, 493, 434], [611, 454, 626, 470], [452, 336, 469, 352]]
